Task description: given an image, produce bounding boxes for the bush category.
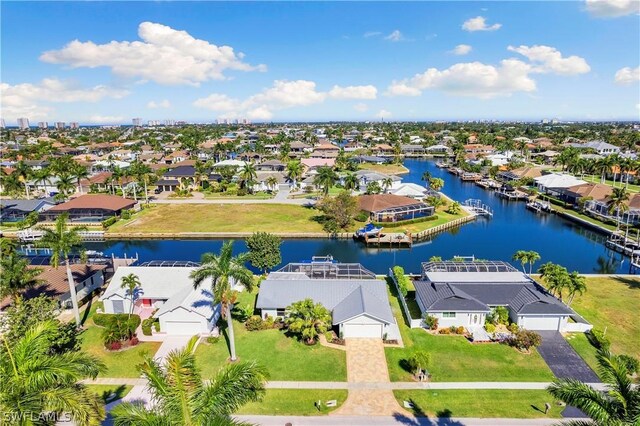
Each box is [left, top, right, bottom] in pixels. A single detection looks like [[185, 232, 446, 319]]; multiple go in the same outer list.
[[141, 318, 156, 336], [102, 216, 118, 229], [423, 314, 438, 330], [237, 188, 248, 196], [507, 323, 519, 334], [455, 326, 466, 335], [618, 354, 639, 375], [407, 351, 431, 374], [92, 313, 111, 327], [245, 315, 264, 331], [355, 211, 369, 222], [153, 321, 160, 332], [485, 323, 496, 333], [121, 210, 132, 220], [392, 266, 410, 297], [101, 314, 141, 346], [588, 328, 611, 350], [438, 328, 450, 335], [129, 336, 139, 346], [206, 336, 221, 344], [507, 330, 542, 351], [106, 341, 122, 351]]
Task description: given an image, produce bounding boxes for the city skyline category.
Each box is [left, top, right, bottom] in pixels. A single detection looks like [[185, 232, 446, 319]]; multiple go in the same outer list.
[[1, 1, 639, 125]]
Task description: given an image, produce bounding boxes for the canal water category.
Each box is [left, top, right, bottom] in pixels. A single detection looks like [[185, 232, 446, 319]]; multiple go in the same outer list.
[[86, 159, 629, 275]]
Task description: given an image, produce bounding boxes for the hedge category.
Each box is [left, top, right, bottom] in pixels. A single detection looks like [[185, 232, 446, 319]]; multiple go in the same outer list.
[[372, 215, 438, 229], [102, 216, 118, 228], [392, 266, 410, 297], [93, 313, 141, 330]]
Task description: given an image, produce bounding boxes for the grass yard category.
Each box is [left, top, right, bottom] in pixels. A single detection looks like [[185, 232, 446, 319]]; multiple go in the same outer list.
[[196, 291, 346, 381], [547, 202, 617, 232], [108, 203, 326, 234], [236, 390, 348, 415], [86, 385, 132, 404], [394, 390, 563, 418], [565, 276, 640, 367], [359, 163, 410, 175], [401, 207, 469, 234], [203, 192, 274, 200], [582, 175, 640, 193], [385, 281, 554, 382], [80, 306, 161, 378]]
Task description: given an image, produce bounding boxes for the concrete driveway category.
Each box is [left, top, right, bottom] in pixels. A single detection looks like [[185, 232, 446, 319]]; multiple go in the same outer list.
[[537, 332, 599, 382]]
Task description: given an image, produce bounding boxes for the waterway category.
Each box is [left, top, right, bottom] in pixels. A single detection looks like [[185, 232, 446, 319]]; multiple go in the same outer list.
[[85, 159, 630, 275]]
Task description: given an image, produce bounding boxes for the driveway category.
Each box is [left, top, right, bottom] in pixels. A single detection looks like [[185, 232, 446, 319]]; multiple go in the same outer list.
[[537, 332, 599, 382]]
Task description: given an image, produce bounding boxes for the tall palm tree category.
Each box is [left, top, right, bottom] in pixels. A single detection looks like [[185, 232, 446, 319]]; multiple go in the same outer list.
[[37, 213, 87, 326], [13, 161, 32, 199], [120, 273, 141, 319], [71, 162, 89, 195], [190, 241, 254, 362], [343, 172, 359, 192], [56, 172, 77, 201], [608, 187, 630, 224], [314, 166, 338, 196], [265, 175, 279, 192], [33, 168, 54, 197], [0, 321, 106, 425], [111, 336, 268, 425], [382, 177, 394, 193], [421, 171, 432, 185], [512, 250, 529, 274], [286, 160, 303, 189], [566, 271, 587, 306], [538, 262, 570, 300], [240, 162, 257, 192], [547, 349, 640, 425], [0, 169, 23, 196], [0, 250, 42, 305], [526, 250, 541, 274]]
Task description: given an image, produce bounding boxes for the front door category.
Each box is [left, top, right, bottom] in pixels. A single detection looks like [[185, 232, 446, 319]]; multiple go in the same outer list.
[[471, 314, 479, 325], [142, 299, 152, 307]]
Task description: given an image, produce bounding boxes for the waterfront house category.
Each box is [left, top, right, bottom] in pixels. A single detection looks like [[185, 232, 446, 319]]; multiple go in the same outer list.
[[534, 173, 587, 197], [414, 260, 578, 331], [585, 193, 640, 225], [100, 264, 221, 335], [256, 260, 398, 339], [0, 197, 56, 222], [388, 183, 429, 199], [358, 194, 434, 222], [39, 194, 137, 222], [569, 140, 621, 156], [559, 183, 612, 206], [355, 170, 402, 192]]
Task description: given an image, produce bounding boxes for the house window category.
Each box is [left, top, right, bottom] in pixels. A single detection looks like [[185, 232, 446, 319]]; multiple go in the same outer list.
[[442, 312, 456, 318], [276, 309, 286, 317]]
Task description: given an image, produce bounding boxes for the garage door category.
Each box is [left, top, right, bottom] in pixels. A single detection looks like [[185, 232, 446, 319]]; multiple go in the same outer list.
[[164, 321, 202, 335], [342, 323, 383, 338], [522, 316, 561, 331]]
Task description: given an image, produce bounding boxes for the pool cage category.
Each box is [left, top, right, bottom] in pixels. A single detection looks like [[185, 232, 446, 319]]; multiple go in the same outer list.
[[276, 260, 377, 280], [138, 260, 201, 267], [421, 260, 518, 274]]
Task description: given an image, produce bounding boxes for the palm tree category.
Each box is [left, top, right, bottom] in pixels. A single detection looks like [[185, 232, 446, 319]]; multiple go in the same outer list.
[[429, 177, 445, 192], [72, 162, 89, 195], [265, 175, 279, 192], [547, 349, 640, 425], [314, 166, 338, 195], [566, 271, 587, 306], [343, 172, 359, 192], [240, 162, 257, 192], [0, 250, 42, 305], [526, 250, 541, 274], [190, 241, 254, 362], [382, 177, 394, 193], [56, 172, 77, 201], [0, 321, 106, 426], [33, 168, 54, 197], [512, 250, 528, 274], [111, 336, 268, 425], [538, 262, 570, 300], [13, 161, 32, 199], [285, 299, 332, 345], [608, 187, 630, 224], [421, 171, 432, 185], [37, 213, 87, 326], [0, 169, 23, 196], [286, 160, 303, 189], [121, 273, 141, 319]]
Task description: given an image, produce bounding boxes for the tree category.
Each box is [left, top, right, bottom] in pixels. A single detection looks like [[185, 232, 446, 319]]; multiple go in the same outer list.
[[190, 241, 254, 362], [343, 172, 359, 192], [608, 187, 630, 223], [265, 175, 279, 192], [71, 162, 89, 195], [37, 212, 87, 326], [0, 321, 106, 426], [429, 177, 444, 191], [382, 177, 394, 192], [111, 336, 268, 425], [421, 171, 432, 185], [240, 162, 257, 193], [246, 232, 282, 274], [317, 190, 359, 233], [566, 271, 587, 306], [285, 298, 332, 345], [407, 351, 431, 376], [286, 160, 303, 188], [547, 349, 640, 425], [512, 250, 529, 274], [55, 172, 77, 201], [538, 262, 570, 300], [366, 181, 382, 194], [120, 273, 141, 319], [0, 249, 42, 305], [446, 201, 461, 215], [525, 251, 541, 274], [314, 166, 338, 195]]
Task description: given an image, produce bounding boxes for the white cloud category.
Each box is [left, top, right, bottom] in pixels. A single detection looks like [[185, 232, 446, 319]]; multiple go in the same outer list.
[[194, 80, 378, 120], [88, 115, 124, 123], [507, 45, 590, 75], [353, 103, 369, 112], [585, 0, 640, 17], [462, 16, 502, 32], [0, 78, 129, 120], [363, 31, 382, 38], [386, 81, 423, 97], [147, 99, 171, 109], [40, 22, 266, 86], [328, 85, 377, 99], [385, 30, 404, 42], [375, 109, 392, 118], [614, 66, 640, 84], [451, 44, 473, 55]]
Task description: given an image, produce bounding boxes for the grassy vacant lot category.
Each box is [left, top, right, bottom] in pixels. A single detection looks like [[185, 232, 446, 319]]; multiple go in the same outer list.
[[401, 207, 469, 234], [236, 390, 348, 415], [80, 308, 161, 378], [195, 291, 347, 381], [394, 390, 563, 418], [359, 163, 410, 175], [566, 276, 640, 369], [385, 281, 554, 382], [109, 204, 326, 234], [86, 385, 132, 404]]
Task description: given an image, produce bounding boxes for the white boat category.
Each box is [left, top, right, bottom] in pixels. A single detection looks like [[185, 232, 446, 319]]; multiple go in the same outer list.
[[355, 223, 384, 238]]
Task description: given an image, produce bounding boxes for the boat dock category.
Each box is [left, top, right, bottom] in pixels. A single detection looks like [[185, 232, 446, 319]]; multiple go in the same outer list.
[[460, 172, 482, 181], [462, 199, 493, 217], [496, 190, 529, 201], [476, 179, 501, 190], [363, 232, 413, 247], [526, 200, 552, 213]]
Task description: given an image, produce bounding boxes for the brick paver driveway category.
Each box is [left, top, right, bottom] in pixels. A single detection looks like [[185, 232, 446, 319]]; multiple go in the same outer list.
[[332, 339, 409, 416]]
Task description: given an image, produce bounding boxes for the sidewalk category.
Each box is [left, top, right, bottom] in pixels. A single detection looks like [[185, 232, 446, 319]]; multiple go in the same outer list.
[[234, 415, 562, 426]]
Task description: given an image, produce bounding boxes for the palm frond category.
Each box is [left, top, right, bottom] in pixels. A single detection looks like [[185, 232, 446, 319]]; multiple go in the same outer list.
[[111, 402, 172, 426]]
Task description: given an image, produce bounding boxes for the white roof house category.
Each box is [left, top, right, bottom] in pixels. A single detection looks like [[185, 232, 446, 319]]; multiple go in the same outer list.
[[213, 159, 247, 169], [534, 173, 587, 192], [100, 266, 220, 336], [389, 183, 429, 199]]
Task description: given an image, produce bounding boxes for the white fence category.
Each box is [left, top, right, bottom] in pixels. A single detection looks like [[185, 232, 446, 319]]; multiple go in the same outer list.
[[389, 268, 424, 329], [563, 322, 593, 333]]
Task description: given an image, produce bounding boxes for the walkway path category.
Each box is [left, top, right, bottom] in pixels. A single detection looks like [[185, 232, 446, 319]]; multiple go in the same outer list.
[[331, 338, 409, 417], [152, 197, 315, 206], [234, 415, 563, 425]]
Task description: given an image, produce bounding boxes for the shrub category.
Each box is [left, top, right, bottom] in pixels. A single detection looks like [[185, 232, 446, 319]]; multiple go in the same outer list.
[[423, 314, 438, 330], [245, 315, 264, 331], [392, 266, 410, 297], [92, 313, 111, 327], [455, 326, 466, 335], [407, 351, 431, 374], [106, 341, 122, 351], [507, 323, 519, 334], [449, 325, 458, 333], [487, 306, 509, 325], [588, 328, 611, 350], [485, 323, 496, 333], [507, 330, 542, 351], [206, 336, 221, 344], [237, 188, 248, 196], [438, 328, 450, 335], [618, 354, 639, 375], [141, 318, 156, 336], [101, 216, 118, 229], [129, 336, 139, 346], [355, 211, 369, 222], [101, 314, 140, 346]]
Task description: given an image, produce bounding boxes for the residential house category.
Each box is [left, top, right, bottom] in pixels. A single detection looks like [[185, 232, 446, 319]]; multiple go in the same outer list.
[[355, 170, 402, 192], [0, 197, 57, 222], [256, 159, 285, 172], [569, 140, 621, 156], [534, 173, 587, 197], [358, 194, 434, 222], [40, 194, 137, 222], [559, 183, 612, 206], [585, 193, 640, 225]]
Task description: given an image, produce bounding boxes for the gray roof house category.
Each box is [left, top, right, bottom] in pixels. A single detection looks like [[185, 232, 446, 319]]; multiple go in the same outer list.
[[256, 260, 398, 339], [0, 197, 57, 222], [414, 261, 580, 332]]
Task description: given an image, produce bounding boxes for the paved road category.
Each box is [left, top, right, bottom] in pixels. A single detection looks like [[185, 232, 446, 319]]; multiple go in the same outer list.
[[234, 415, 564, 425], [537, 332, 600, 382], [152, 197, 316, 206]]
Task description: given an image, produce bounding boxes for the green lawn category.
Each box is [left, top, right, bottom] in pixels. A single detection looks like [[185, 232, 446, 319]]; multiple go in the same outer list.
[[566, 276, 640, 367], [195, 291, 346, 381], [385, 281, 554, 382], [236, 390, 348, 415], [203, 192, 274, 200], [86, 385, 132, 404], [80, 307, 161, 378], [545, 201, 617, 232], [359, 163, 410, 175], [566, 332, 599, 374], [582, 175, 640, 193], [394, 390, 563, 418], [108, 203, 327, 234]]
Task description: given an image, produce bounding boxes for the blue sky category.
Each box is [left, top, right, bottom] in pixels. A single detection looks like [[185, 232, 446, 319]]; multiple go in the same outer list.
[[1, 1, 639, 124]]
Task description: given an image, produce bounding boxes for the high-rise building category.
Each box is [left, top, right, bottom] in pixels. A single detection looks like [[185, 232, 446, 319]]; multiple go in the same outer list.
[[132, 118, 142, 127], [165, 119, 175, 126], [38, 122, 49, 129], [17, 118, 30, 130], [55, 122, 66, 130], [70, 122, 79, 129]]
